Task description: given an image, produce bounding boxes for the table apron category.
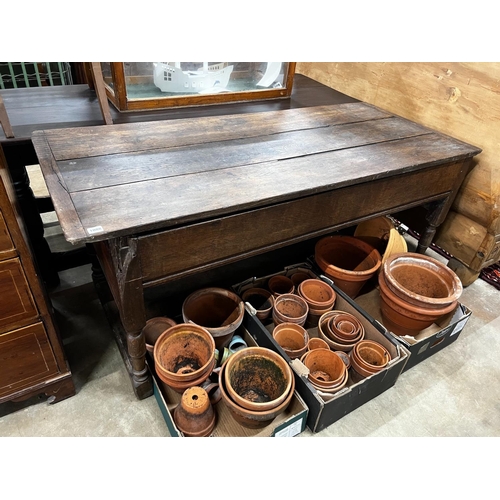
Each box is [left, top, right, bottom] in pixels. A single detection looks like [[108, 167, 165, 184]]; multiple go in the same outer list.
[[138, 161, 463, 286]]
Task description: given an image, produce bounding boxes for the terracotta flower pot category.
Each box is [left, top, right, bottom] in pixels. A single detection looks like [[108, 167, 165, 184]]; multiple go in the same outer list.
[[309, 368, 348, 394], [328, 313, 364, 343], [241, 288, 274, 321], [303, 347, 347, 389], [317, 311, 365, 351], [173, 386, 216, 437], [272, 293, 309, 327], [350, 339, 391, 379], [219, 357, 295, 429], [382, 252, 463, 309], [298, 278, 336, 310], [182, 287, 245, 349], [142, 316, 177, 355], [290, 271, 312, 287], [315, 235, 382, 298], [224, 346, 294, 412], [154, 323, 216, 389], [272, 323, 309, 359], [307, 337, 330, 351], [378, 272, 458, 336], [268, 275, 295, 297]]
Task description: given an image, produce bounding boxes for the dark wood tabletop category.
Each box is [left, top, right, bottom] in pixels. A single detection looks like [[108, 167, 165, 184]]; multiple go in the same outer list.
[[32, 101, 481, 247]]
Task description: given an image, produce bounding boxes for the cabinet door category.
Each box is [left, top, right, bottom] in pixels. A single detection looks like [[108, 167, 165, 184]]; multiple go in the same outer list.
[[0, 212, 16, 261], [0, 258, 38, 334], [0, 322, 59, 400]]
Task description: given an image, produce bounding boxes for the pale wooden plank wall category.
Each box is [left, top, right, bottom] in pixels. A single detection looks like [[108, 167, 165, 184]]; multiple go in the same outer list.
[[296, 62, 500, 273]]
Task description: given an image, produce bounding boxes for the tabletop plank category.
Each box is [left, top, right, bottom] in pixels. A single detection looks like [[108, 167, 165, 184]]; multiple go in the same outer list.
[[57, 115, 430, 193], [39, 103, 392, 161]]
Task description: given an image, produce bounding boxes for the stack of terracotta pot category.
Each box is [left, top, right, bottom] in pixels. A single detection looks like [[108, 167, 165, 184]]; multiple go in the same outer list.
[[300, 347, 349, 393], [297, 278, 337, 327], [318, 310, 365, 351], [349, 340, 391, 381], [272, 323, 309, 359], [154, 323, 216, 394], [219, 346, 295, 429], [272, 293, 309, 327], [378, 252, 463, 336]]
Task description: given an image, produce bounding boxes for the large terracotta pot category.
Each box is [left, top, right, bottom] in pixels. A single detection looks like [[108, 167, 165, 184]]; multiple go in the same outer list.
[[173, 386, 216, 437], [241, 287, 274, 321], [219, 357, 295, 429], [224, 346, 294, 412], [382, 252, 463, 309], [378, 272, 458, 336], [315, 235, 382, 298], [272, 323, 309, 359], [182, 287, 245, 349], [154, 323, 216, 392]]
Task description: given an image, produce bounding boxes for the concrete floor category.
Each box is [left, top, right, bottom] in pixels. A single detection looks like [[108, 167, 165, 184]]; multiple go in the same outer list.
[[1, 217, 499, 440]]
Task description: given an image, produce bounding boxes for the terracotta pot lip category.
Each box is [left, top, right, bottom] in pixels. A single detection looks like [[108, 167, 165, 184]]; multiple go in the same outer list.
[[273, 293, 309, 322], [382, 252, 462, 306], [378, 273, 458, 316], [219, 360, 295, 419], [223, 347, 294, 411], [315, 235, 382, 277], [143, 317, 177, 348]]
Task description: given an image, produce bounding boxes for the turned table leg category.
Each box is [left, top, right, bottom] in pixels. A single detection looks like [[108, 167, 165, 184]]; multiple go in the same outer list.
[[92, 238, 152, 400]]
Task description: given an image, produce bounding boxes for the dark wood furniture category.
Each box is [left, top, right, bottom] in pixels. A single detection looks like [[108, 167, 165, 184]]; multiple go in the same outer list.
[[0, 75, 356, 286], [31, 101, 481, 400], [0, 152, 75, 404]]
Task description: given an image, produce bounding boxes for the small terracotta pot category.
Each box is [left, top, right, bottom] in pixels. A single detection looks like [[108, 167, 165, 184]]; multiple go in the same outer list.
[[154, 323, 215, 387], [224, 347, 294, 412], [298, 279, 337, 310], [307, 337, 330, 351], [350, 339, 391, 379], [272, 293, 309, 327], [272, 323, 309, 359], [173, 386, 216, 437], [182, 287, 245, 349], [327, 313, 364, 343], [303, 348, 347, 389], [219, 358, 295, 429], [315, 235, 382, 298], [142, 317, 177, 355], [290, 271, 312, 286], [241, 288, 274, 321], [268, 275, 295, 297], [382, 252, 463, 309]]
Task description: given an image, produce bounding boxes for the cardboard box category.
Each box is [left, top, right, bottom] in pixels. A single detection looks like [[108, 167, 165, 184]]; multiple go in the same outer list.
[[151, 322, 309, 437], [355, 288, 472, 372], [233, 263, 410, 433]]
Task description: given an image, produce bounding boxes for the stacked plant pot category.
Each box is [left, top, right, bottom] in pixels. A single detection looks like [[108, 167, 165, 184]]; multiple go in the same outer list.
[[219, 347, 295, 429], [378, 252, 463, 336], [297, 278, 337, 327]]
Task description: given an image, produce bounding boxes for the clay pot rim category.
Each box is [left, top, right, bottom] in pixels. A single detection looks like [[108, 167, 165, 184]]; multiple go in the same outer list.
[[315, 235, 382, 278], [223, 346, 294, 412], [382, 252, 462, 307], [297, 279, 337, 309], [327, 313, 364, 342], [378, 273, 458, 317], [143, 317, 178, 352], [154, 323, 216, 382], [307, 337, 330, 351], [182, 287, 245, 337], [219, 359, 296, 420]]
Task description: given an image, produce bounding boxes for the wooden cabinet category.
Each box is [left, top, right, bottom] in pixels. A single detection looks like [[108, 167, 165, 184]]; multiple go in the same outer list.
[[0, 150, 75, 405]]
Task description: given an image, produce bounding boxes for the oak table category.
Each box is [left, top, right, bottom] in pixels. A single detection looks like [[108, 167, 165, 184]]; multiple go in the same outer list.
[[31, 103, 481, 399]]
